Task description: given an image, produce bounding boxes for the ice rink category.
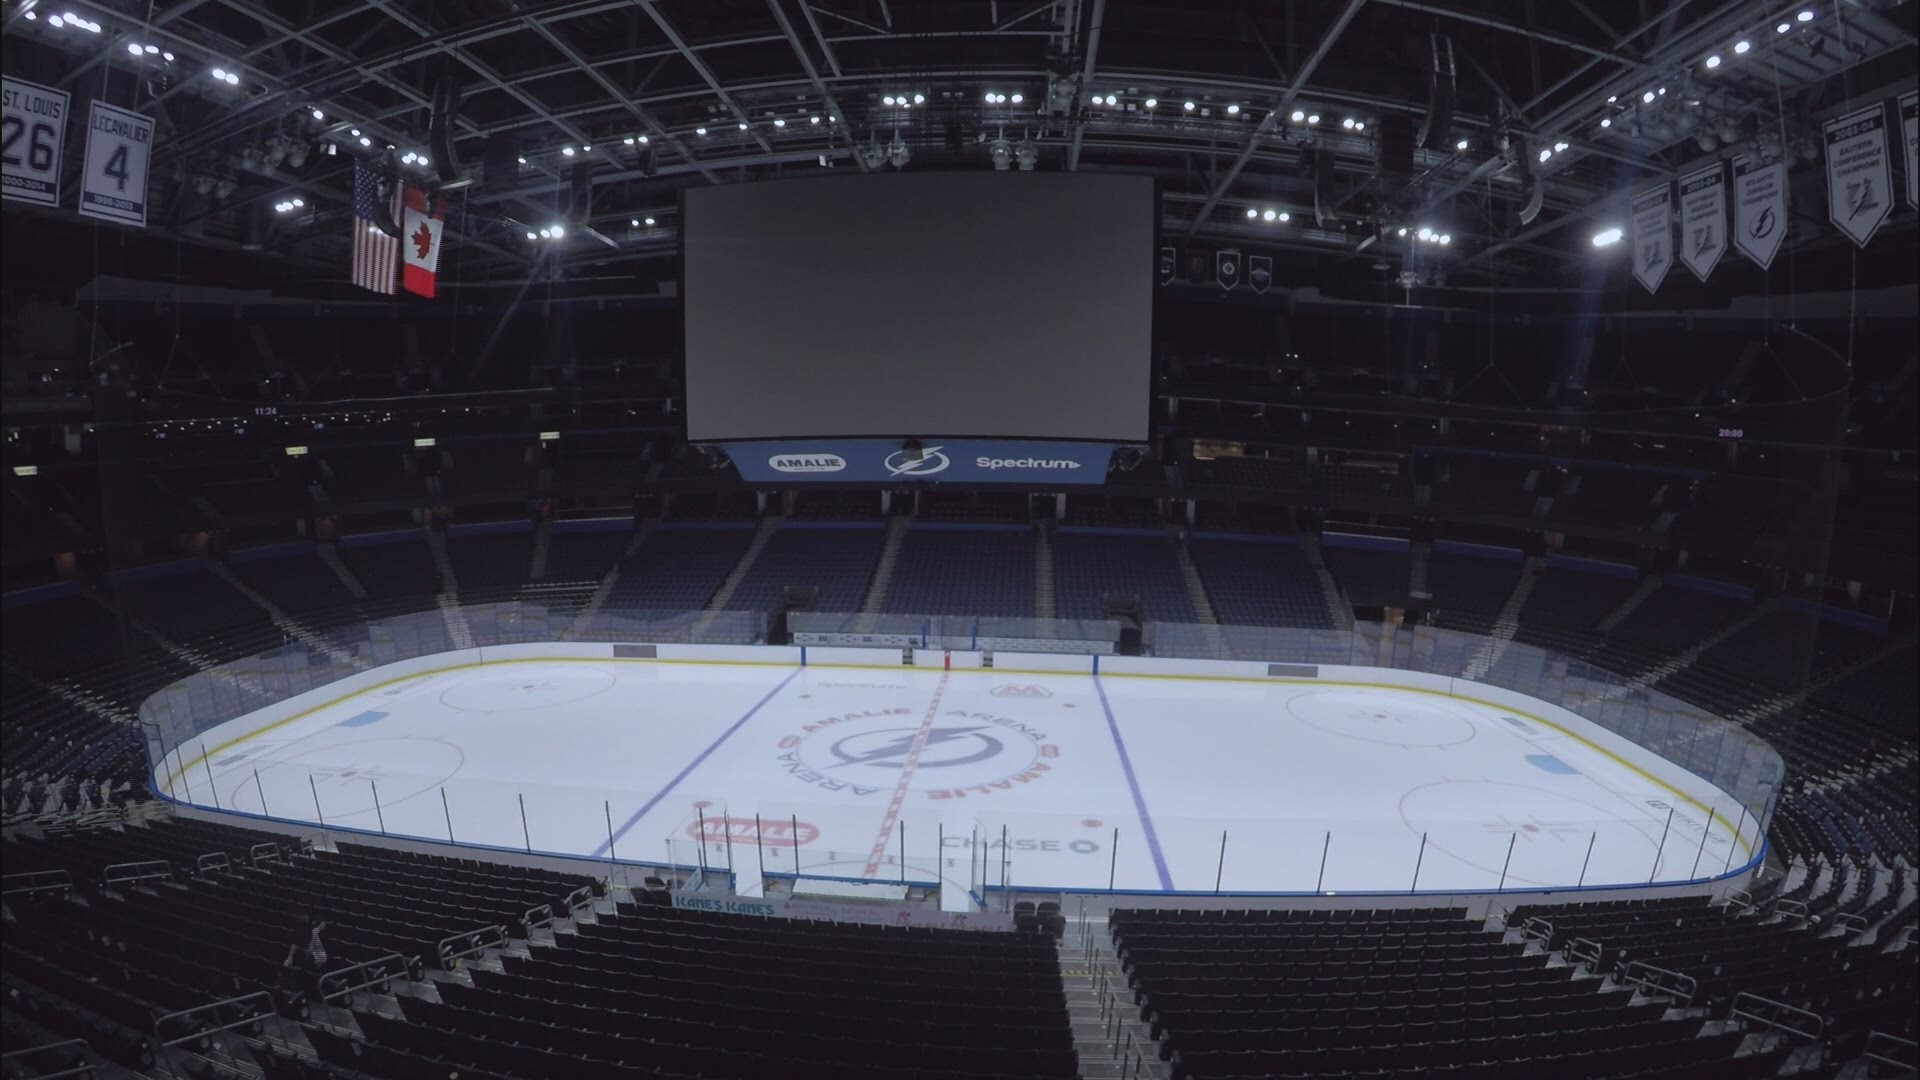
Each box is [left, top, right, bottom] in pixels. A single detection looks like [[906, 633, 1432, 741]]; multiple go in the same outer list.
[[159, 657, 1755, 896]]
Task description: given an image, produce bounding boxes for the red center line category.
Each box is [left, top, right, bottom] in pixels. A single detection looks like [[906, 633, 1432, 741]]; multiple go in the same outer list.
[[862, 669, 952, 879]]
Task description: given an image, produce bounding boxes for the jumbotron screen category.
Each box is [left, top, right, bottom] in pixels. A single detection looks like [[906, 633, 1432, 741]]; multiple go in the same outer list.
[[682, 172, 1155, 443]]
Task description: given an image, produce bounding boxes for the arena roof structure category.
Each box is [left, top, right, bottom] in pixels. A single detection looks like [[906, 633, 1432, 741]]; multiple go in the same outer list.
[[4, 0, 1915, 289]]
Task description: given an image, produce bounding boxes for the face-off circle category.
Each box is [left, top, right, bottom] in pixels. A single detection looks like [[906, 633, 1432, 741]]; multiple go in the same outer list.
[[773, 709, 1059, 799]]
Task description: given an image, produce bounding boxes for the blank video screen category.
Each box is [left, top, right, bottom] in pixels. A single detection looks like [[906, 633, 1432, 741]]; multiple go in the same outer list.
[[683, 172, 1154, 443]]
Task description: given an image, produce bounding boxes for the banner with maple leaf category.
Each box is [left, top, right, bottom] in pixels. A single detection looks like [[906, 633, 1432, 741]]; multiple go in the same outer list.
[[401, 186, 445, 298]]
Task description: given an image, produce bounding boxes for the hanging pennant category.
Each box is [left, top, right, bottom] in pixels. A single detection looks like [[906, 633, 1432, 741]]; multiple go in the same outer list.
[[1248, 255, 1273, 294], [1824, 102, 1892, 247], [1677, 162, 1727, 283], [1630, 182, 1672, 294], [1898, 90, 1917, 210], [1215, 249, 1241, 290], [1731, 154, 1787, 271]]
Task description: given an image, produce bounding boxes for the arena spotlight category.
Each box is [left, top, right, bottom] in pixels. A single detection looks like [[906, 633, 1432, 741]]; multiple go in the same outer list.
[[737, 122, 747, 130], [1599, 117, 1613, 128], [1262, 208, 1276, 221], [1306, 114, 1320, 124], [1591, 226, 1623, 246], [1417, 227, 1433, 240], [1291, 110, 1306, 122], [1706, 55, 1722, 68], [127, 42, 143, 55], [1144, 98, 1157, 108], [631, 218, 639, 227], [1246, 208, 1258, 218], [527, 231, 537, 239], [1776, 21, 1790, 33], [912, 93, 925, 104], [1553, 140, 1569, 152], [810, 115, 820, 124], [1798, 9, 1813, 20], [1183, 101, 1195, 111], [644, 216, 655, 226], [1455, 138, 1469, 150], [211, 67, 227, 81], [1353, 121, 1365, 132], [1009, 94, 1022, 104], [1227, 103, 1241, 114], [695, 127, 707, 136], [1734, 39, 1751, 53], [883, 95, 895, 105], [1643, 90, 1656, 103], [773, 118, 786, 127], [1438, 234, 1451, 245], [1278, 212, 1290, 222], [1341, 117, 1355, 129], [311, 108, 325, 120], [1538, 148, 1552, 162], [358, 136, 371, 147], [1397, 227, 1408, 236]]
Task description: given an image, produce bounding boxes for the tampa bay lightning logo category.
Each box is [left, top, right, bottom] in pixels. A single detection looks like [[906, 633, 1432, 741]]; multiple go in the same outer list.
[[883, 446, 950, 477], [826, 726, 1005, 770]]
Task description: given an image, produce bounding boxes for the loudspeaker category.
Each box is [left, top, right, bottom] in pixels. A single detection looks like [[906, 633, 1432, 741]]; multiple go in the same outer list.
[[1379, 114, 1415, 176], [370, 154, 402, 239], [428, 76, 464, 183], [1313, 147, 1337, 227], [567, 162, 591, 224], [482, 134, 517, 194], [1416, 33, 1457, 151], [1158, 245, 1176, 285]]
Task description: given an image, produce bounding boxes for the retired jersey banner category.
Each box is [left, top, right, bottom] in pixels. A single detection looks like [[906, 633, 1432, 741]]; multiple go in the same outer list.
[[1630, 182, 1672, 294], [1824, 102, 1892, 247], [721, 439, 1117, 485], [1678, 162, 1726, 283], [1899, 91, 1917, 210], [1, 77, 71, 208], [1731, 155, 1787, 271], [78, 101, 154, 227]]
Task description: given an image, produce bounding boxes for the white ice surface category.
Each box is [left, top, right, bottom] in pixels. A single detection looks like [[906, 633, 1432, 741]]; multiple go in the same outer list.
[[164, 659, 1752, 895]]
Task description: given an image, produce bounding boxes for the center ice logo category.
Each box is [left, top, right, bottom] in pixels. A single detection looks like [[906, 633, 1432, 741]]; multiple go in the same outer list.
[[826, 726, 1005, 770], [775, 710, 1061, 800]]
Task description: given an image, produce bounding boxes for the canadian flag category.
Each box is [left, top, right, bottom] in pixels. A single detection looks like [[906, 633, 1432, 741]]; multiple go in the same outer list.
[[400, 186, 445, 298]]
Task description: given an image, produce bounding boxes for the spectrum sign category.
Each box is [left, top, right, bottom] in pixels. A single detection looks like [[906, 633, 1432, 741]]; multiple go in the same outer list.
[[721, 439, 1119, 484]]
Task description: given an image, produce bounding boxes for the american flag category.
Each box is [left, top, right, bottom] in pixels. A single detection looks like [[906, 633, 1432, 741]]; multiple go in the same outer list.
[[351, 159, 401, 294]]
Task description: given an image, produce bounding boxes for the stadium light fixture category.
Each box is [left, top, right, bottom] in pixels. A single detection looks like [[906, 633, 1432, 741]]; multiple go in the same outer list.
[[1776, 21, 1790, 33], [1262, 208, 1276, 221], [146, 44, 159, 53], [1354, 121, 1365, 132], [1008, 94, 1022, 104], [913, 93, 925, 104], [1538, 148, 1552, 162], [1226, 103, 1240, 114], [1439, 234, 1451, 245], [561, 146, 575, 156], [883, 95, 895, 105], [1341, 117, 1355, 129], [1417, 227, 1433, 241], [212, 68, 227, 80], [1278, 212, 1290, 222], [1600, 117, 1613, 128], [773, 118, 786, 127], [1306, 114, 1320, 124], [1554, 140, 1569, 152], [695, 127, 707, 136], [1735, 39, 1752, 53], [1455, 138, 1469, 150], [644, 216, 655, 226], [22, 9, 34, 19], [1592, 227, 1623, 246], [516, 156, 527, 165], [810, 115, 820, 124], [312, 108, 325, 120], [1397, 227, 1408, 236], [127, 42, 143, 55], [1706, 55, 1722, 68], [1182, 101, 1195, 111], [1291, 110, 1306, 122], [1643, 90, 1657, 103], [358, 136, 371, 147], [631, 218, 639, 227], [1144, 98, 1157, 108], [1246, 208, 1258, 218], [624, 136, 635, 144], [291, 198, 303, 207], [1798, 9, 1814, 21], [527, 231, 537, 239], [737, 122, 748, 129]]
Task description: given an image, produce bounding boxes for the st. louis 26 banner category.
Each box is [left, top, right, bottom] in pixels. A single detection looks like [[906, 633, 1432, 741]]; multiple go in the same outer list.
[[1900, 90, 1918, 210], [1731, 154, 1787, 271], [1, 76, 71, 208], [1630, 182, 1672, 294], [1824, 102, 1892, 247], [1678, 162, 1726, 283]]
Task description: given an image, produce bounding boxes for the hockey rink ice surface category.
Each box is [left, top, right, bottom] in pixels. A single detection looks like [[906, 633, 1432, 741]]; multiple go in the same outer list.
[[162, 659, 1753, 896]]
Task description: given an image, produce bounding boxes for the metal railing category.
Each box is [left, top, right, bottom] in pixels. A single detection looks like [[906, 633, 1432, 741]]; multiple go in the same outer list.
[[0, 1039, 97, 1080], [194, 852, 231, 876], [1519, 916, 1554, 948], [1864, 1030, 1917, 1073], [435, 924, 508, 969], [1775, 898, 1810, 925], [249, 842, 283, 867], [1, 869, 74, 897], [316, 953, 413, 1004], [1619, 960, 1697, 1006], [103, 860, 173, 889], [1730, 991, 1825, 1042], [1568, 937, 1604, 974], [153, 990, 274, 1048]]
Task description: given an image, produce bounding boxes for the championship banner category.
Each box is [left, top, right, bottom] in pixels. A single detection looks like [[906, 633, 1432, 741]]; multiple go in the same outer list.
[[721, 439, 1118, 485], [1248, 254, 1273, 294], [1629, 182, 1672, 294], [78, 101, 155, 227], [1899, 90, 1918, 210], [1824, 102, 1892, 247], [1731, 154, 1787, 271], [1, 76, 71, 208], [1215, 249, 1241, 290], [1157, 245, 1176, 286], [1678, 162, 1726, 283]]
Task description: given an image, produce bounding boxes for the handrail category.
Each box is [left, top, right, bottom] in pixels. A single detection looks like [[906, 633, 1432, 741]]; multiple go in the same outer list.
[[249, 842, 282, 867], [103, 860, 173, 888], [1519, 915, 1553, 947], [1775, 898, 1809, 924], [1864, 1030, 1917, 1072], [523, 903, 555, 931], [436, 924, 508, 969], [1830, 911, 1867, 936], [1, 869, 74, 897], [153, 990, 275, 1048], [0, 1038, 97, 1080], [195, 852, 231, 876], [563, 884, 596, 916], [1893, 924, 1916, 950], [1730, 991, 1824, 1042], [1723, 888, 1754, 914], [1567, 937, 1603, 973], [316, 953, 412, 1004], [1619, 960, 1697, 1006]]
